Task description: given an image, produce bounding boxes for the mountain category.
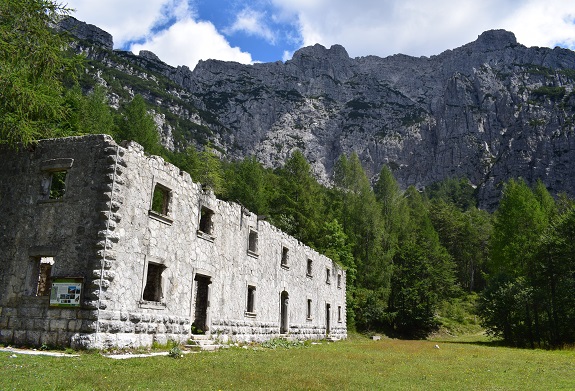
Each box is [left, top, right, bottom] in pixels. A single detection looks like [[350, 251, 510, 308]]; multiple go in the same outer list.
[[61, 17, 575, 209]]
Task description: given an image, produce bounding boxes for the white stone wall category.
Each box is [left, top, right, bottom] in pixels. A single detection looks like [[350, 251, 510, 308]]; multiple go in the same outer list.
[[93, 140, 346, 347], [0, 136, 346, 349]]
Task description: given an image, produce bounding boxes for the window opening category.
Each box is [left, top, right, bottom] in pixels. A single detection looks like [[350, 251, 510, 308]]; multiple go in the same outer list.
[[338, 306, 342, 323], [199, 206, 214, 235], [326, 268, 331, 284], [307, 299, 312, 319], [307, 259, 313, 276], [49, 171, 67, 199], [151, 184, 170, 216], [281, 246, 289, 267], [247, 285, 256, 313], [143, 263, 164, 302], [248, 229, 258, 254], [337, 274, 342, 288], [36, 257, 54, 296]]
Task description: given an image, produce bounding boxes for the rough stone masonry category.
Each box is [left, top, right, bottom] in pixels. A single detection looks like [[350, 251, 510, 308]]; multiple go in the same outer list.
[[0, 135, 346, 349]]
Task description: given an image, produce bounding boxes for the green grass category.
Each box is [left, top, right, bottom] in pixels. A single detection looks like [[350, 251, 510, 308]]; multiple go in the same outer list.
[[2, 335, 575, 390]]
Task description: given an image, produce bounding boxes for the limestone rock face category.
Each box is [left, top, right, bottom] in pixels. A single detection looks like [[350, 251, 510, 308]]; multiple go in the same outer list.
[[64, 19, 575, 209], [58, 17, 113, 50]]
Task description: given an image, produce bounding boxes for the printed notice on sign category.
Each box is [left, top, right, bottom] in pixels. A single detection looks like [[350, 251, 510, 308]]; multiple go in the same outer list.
[[49, 278, 83, 307]]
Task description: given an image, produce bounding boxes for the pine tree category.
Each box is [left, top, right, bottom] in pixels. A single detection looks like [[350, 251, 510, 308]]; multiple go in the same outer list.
[[272, 150, 323, 247], [65, 85, 116, 135], [0, 0, 81, 146], [115, 95, 161, 154], [387, 186, 455, 337]]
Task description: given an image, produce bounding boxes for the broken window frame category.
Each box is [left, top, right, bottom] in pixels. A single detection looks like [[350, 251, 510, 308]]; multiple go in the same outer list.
[[49, 171, 67, 200], [280, 246, 289, 269], [39, 158, 73, 202], [33, 257, 55, 297], [306, 259, 313, 277], [247, 229, 258, 257], [245, 285, 256, 317], [142, 262, 166, 303], [197, 206, 215, 240], [148, 182, 173, 224]]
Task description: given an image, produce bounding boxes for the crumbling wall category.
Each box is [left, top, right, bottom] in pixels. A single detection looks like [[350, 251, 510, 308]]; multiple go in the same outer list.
[[91, 140, 346, 347], [0, 135, 120, 347], [0, 136, 346, 349]]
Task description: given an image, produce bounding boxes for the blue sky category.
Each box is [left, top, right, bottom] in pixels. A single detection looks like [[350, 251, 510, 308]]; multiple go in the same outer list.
[[66, 0, 575, 70]]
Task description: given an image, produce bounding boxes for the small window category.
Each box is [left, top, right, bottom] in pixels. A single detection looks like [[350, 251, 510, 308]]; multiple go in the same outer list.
[[143, 263, 165, 302], [151, 184, 171, 216], [36, 257, 54, 296], [199, 206, 214, 235], [338, 306, 342, 323], [307, 299, 312, 319], [49, 171, 67, 199], [306, 259, 313, 277], [41, 171, 67, 200], [281, 246, 289, 268], [248, 229, 258, 255], [246, 285, 256, 314], [337, 274, 342, 288], [326, 268, 331, 284]]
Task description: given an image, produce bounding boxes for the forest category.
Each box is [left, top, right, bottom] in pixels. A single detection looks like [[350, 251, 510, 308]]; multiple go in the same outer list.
[[3, 0, 575, 348]]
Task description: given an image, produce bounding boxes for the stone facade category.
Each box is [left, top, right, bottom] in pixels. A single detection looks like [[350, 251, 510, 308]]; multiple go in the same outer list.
[[0, 135, 346, 349]]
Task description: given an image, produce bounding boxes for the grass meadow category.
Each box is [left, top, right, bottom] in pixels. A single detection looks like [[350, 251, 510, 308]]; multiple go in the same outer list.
[[1, 334, 574, 390]]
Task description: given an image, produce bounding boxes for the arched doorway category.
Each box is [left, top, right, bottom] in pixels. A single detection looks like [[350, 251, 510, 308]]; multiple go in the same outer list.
[[280, 291, 289, 334]]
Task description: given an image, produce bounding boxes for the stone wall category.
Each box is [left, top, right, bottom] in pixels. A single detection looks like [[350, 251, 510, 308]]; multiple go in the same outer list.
[[0, 136, 347, 349], [0, 135, 119, 347]]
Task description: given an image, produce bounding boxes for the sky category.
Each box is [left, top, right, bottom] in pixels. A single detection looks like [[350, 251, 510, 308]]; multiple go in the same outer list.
[[65, 0, 575, 70]]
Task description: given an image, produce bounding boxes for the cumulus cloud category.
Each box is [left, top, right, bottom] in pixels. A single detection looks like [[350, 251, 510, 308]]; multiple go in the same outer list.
[[66, 0, 175, 47], [272, 0, 575, 58], [130, 18, 253, 68], [66, 0, 575, 68], [225, 8, 276, 44], [503, 0, 575, 49], [67, 0, 253, 69]]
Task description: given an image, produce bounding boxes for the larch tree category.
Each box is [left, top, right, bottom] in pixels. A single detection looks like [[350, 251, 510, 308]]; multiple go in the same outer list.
[[0, 0, 81, 147]]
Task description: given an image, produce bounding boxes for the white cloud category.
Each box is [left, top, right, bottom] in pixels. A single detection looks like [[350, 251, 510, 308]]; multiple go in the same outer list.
[[65, 0, 575, 68], [503, 0, 575, 50], [282, 50, 294, 62], [130, 18, 253, 69], [225, 8, 276, 44], [66, 0, 178, 47], [67, 0, 253, 69], [271, 0, 575, 58]]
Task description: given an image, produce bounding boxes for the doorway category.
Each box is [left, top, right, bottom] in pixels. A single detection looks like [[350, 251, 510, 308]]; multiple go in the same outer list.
[[326, 303, 331, 336], [280, 291, 289, 334], [193, 274, 211, 333]]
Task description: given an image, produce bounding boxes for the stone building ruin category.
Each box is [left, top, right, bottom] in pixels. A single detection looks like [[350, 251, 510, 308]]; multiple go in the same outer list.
[[0, 135, 346, 349]]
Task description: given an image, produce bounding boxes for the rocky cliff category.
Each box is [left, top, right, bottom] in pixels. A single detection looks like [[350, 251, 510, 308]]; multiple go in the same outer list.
[[63, 17, 575, 209]]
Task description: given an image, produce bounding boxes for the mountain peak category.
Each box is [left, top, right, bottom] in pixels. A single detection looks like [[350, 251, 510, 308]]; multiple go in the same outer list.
[[473, 29, 518, 50], [291, 44, 350, 61]]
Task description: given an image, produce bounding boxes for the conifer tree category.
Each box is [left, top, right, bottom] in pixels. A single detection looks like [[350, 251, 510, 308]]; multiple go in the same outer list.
[[0, 0, 81, 146], [115, 94, 161, 155]]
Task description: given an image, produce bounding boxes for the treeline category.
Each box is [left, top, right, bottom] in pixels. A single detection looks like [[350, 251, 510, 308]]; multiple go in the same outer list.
[[4, 0, 575, 348]]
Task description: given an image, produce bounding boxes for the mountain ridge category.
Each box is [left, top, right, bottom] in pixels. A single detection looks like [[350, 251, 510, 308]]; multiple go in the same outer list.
[[60, 17, 575, 210]]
